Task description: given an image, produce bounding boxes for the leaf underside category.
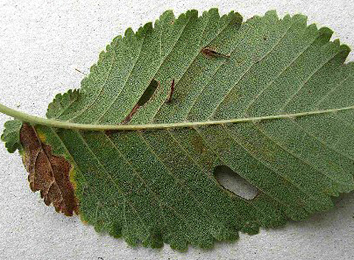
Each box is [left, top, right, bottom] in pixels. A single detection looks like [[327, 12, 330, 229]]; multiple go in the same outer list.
[[3, 8, 354, 251]]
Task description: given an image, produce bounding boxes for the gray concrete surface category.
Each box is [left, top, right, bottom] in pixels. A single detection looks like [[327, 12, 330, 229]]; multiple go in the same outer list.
[[0, 0, 354, 259]]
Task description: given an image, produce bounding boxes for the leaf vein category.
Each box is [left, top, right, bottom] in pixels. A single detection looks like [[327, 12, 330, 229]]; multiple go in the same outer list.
[[208, 19, 296, 119]]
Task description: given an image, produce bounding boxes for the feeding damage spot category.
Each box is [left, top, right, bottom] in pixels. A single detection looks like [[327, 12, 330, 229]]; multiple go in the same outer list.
[[166, 79, 175, 103], [214, 165, 258, 200], [20, 123, 78, 216], [201, 47, 230, 59], [122, 104, 140, 124], [123, 79, 159, 124]]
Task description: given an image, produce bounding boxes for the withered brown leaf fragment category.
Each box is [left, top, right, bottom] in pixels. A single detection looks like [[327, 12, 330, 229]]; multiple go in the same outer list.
[[20, 123, 78, 216]]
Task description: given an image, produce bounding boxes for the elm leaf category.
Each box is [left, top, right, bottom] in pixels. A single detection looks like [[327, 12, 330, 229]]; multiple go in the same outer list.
[[1, 9, 354, 251]]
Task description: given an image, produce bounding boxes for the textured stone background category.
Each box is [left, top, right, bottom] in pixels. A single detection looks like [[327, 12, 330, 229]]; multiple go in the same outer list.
[[0, 0, 354, 259]]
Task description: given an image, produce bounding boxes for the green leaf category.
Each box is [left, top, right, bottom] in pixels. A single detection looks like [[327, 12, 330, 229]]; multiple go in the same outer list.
[[1, 119, 22, 153], [2, 8, 354, 250]]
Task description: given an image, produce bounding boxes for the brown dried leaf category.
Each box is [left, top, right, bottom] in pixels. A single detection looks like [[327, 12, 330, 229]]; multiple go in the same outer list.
[[20, 123, 78, 216]]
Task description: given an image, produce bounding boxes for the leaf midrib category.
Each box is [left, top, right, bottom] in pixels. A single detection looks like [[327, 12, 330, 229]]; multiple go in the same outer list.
[[1, 103, 353, 131]]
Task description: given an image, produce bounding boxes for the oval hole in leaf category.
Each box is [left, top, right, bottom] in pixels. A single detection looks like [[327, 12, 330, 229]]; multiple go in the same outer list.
[[214, 165, 258, 200], [137, 79, 159, 106], [123, 79, 159, 123]]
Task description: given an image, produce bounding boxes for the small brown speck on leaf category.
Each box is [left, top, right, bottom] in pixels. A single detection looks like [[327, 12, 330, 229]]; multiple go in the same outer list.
[[20, 123, 78, 216], [122, 104, 140, 124], [201, 47, 230, 58], [166, 79, 175, 103]]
